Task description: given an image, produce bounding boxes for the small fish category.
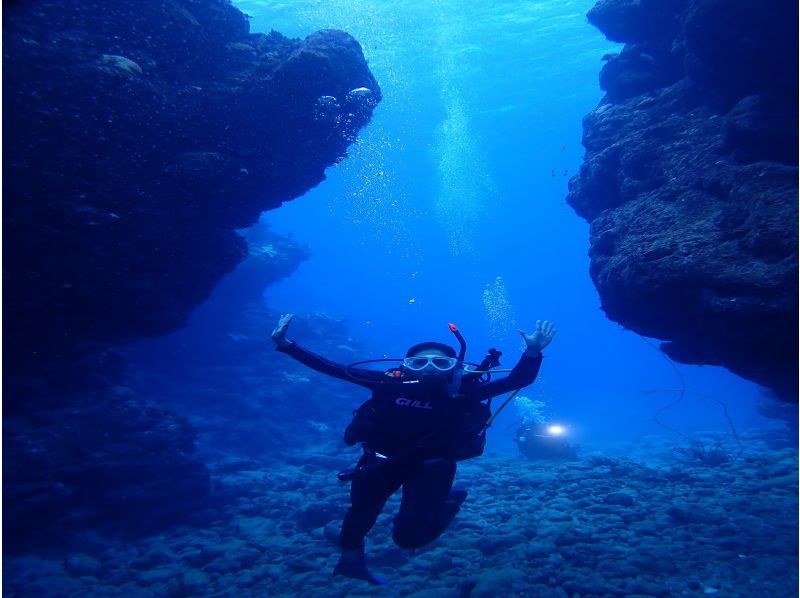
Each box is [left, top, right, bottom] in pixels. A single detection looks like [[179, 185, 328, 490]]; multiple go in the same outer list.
[[98, 54, 143, 75], [307, 420, 331, 433]]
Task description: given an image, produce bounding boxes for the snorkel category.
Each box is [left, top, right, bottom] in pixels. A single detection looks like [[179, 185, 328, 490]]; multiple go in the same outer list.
[[448, 323, 467, 363], [447, 323, 467, 396]]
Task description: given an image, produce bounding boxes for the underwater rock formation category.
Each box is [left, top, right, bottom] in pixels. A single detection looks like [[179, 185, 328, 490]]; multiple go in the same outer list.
[[4, 224, 318, 553], [5, 0, 380, 380], [5, 387, 211, 553], [123, 223, 364, 460], [4, 0, 379, 552], [569, 0, 798, 401]]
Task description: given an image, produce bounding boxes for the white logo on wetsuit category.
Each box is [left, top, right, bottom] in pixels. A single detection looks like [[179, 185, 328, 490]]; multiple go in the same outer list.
[[395, 397, 433, 410]]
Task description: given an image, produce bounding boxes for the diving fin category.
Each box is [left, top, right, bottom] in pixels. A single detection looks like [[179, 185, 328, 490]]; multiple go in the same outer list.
[[333, 542, 387, 585]]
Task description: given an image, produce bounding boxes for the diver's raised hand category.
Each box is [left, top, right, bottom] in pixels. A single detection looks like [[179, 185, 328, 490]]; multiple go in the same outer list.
[[271, 313, 294, 347], [519, 320, 556, 354]]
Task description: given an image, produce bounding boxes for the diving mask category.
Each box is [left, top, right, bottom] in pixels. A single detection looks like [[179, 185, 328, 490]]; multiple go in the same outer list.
[[403, 355, 458, 371]]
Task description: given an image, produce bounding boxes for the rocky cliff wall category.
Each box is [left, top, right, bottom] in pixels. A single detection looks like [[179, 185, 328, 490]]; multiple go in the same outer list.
[[4, 0, 380, 551], [568, 0, 798, 401], [5, 0, 380, 383]]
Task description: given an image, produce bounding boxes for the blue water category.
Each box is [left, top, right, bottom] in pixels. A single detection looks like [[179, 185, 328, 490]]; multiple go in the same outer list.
[[6, 1, 796, 595], [235, 0, 771, 453]]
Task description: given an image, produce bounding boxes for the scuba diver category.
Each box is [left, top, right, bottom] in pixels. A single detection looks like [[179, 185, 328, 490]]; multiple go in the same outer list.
[[271, 314, 556, 585], [515, 422, 578, 461]]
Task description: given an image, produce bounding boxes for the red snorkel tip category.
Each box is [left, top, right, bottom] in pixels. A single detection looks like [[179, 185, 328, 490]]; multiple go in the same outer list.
[[448, 322, 467, 362]]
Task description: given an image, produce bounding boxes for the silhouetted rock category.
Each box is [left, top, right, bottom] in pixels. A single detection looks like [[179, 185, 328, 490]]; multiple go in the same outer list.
[[723, 95, 799, 165], [5, 0, 380, 380], [3, 0, 379, 554], [4, 387, 211, 553], [588, 0, 685, 44], [570, 0, 798, 401]]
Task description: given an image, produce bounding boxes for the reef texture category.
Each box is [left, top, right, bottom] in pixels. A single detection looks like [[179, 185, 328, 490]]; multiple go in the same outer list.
[[569, 0, 798, 401], [3, 0, 378, 552], [5, 387, 211, 553], [4, 224, 313, 552], [3, 434, 797, 595], [4, 0, 380, 382]]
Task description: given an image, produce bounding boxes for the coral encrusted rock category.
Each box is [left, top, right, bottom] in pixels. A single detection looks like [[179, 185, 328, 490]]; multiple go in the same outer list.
[[570, 0, 798, 401], [4, 0, 380, 381]]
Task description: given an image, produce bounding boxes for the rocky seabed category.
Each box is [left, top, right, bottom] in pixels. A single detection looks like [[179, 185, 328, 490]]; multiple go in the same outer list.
[[5, 428, 796, 597]]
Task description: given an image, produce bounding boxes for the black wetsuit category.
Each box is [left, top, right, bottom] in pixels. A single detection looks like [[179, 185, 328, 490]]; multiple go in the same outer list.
[[277, 342, 542, 550]]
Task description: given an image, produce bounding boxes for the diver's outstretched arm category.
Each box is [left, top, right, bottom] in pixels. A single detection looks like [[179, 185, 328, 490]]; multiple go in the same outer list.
[[475, 350, 542, 399], [271, 314, 383, 388], [271, 313, 294, 348], [473, 320, 556, 400], [519, 320, 556, 354]]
